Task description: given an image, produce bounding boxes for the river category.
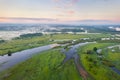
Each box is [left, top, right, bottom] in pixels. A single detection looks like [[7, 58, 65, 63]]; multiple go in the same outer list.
[[0, 44, 59, 72]]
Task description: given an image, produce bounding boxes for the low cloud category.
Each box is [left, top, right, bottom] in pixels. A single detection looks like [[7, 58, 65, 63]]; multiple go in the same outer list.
[[0, 17, 59, 23]]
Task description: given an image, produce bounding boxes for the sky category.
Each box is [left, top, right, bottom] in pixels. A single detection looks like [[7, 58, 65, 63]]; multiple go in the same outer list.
[[0, 0, 120, 24]]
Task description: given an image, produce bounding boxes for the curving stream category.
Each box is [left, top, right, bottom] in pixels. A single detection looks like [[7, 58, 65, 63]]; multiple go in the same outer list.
[[107, 45, 120, 75], [111, 67, 120, 75], [61, 42, 96, 80]]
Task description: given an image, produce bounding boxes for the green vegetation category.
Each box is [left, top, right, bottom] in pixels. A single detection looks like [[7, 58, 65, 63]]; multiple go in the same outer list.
[[0, 33, 120, 80], [0, 33, 111, 55], [50, 33, 111, 40], [0, 49, 82, 80], [107, 47, 120, 70], [78, 43, 120, 80], [99, 40, 120, 43], [48, 28, 84, 32], [19, 33, 43, 38], [0, 36, 50, 55]]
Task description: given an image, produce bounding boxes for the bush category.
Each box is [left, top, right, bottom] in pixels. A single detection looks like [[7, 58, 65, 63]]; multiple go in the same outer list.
[[86, 50, 93, 54], [88, 58, 93, 62]]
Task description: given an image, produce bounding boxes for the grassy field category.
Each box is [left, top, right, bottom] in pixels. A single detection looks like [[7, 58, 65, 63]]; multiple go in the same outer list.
[[0, 33, 120, 80], [50, 33, 111, 40], [0, 36, 51, 55], [78, 43, 120, 80], [0, 49, 83, 80], [0, 33, 111, 55]]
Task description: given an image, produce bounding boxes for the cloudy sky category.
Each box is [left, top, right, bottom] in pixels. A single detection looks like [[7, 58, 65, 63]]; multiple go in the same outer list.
[[0, 0, 120, 24]]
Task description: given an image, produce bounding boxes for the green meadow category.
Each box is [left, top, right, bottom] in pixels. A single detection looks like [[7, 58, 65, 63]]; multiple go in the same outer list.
[[78, 43, 120, 80], [0, 33, 120, 80], [0, 36, 50, 55], [0, 49, 83, 80]]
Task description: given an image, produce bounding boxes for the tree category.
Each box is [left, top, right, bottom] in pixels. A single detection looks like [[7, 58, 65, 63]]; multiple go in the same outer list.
[[93, 47, 97, 52]]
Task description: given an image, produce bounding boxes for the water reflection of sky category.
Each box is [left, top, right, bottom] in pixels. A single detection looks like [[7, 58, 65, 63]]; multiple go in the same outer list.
[[0, 44, 53, 72]]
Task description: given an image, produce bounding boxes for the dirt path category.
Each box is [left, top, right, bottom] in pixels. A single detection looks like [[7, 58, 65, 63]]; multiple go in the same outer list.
[[73, 54, 88, 80]]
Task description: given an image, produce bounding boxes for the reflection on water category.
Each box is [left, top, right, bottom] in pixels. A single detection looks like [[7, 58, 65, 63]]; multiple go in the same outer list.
[[0, 44, 56, 72]]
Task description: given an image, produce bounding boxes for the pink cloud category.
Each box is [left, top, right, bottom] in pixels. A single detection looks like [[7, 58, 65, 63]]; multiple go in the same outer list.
[[52, 0, 79, 18], [66, 10, 75, 14]]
